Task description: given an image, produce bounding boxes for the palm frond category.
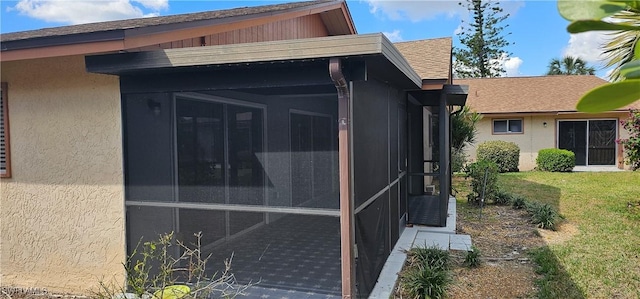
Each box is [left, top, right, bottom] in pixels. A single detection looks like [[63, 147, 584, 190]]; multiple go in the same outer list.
[[602, 9, 640, 81]]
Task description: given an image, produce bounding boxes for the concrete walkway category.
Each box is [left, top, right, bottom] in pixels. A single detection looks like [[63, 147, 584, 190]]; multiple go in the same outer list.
[[368, 197, 472, 299], [573, 166, 624, 172]]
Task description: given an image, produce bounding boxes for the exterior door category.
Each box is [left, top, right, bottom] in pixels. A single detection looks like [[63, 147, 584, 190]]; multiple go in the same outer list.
[[558, 120, 616, 166]]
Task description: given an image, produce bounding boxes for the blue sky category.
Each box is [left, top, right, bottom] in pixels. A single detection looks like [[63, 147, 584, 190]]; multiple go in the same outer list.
[[0, 0, 610, 77]]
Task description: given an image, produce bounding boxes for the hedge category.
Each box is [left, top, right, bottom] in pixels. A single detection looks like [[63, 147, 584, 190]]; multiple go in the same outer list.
[[536, 148, 575, 172]]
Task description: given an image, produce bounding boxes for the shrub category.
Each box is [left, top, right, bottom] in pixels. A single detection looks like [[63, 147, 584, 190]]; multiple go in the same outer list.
[[536, 148, 575, 172], [494, 189, 513, 205], [476, 140, 520, 172], [466, 160, 499, 204], [511, 194, 527, 209], [399, 246, 451, 299], [464, 246, 482, 268], [619, 110, 640, 170]]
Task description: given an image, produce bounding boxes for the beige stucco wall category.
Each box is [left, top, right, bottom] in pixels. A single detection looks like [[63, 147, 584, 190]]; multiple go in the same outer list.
[[0, 55, 125, 293], [466, 113, 630, 171]]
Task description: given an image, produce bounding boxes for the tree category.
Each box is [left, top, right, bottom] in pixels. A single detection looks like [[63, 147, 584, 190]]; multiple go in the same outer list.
[[451, 106, 482, 172], [453, 0, 513, 78], [451, 106, 482, 152], [546, 56, 596, 75], [557, 1, 640, 112]]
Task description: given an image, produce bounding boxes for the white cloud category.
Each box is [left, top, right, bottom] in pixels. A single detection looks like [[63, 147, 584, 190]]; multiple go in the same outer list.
[[134, 0, 168, 10], [563, 31, 612, 66], [366, 0, 466, 22], [503, 56, 523, 77], [366, 0, 524, 22], [13, 0, 168, 25], [383, 29, 403, 42]]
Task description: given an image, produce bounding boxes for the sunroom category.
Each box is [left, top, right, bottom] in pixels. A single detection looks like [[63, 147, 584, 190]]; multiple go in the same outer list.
[[86, 33, 464, 298]]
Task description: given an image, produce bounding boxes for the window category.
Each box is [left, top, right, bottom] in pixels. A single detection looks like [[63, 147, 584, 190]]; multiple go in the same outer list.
[[1, 82, 10, 178], [493, 119, 523, 134]]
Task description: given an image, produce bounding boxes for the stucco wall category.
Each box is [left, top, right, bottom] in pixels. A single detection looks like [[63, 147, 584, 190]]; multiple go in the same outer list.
[[0, 55, 125, 293], [466, 113, 630, 171]]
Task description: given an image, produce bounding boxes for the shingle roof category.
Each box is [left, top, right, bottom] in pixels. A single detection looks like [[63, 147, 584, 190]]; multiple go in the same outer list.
[[1, 0, 334, 42], [455, 75, 640, 114], [394, 37, 451, 80]]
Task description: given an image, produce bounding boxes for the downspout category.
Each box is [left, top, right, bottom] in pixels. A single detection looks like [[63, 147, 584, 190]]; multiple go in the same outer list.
[[330, 57, 355, 299]]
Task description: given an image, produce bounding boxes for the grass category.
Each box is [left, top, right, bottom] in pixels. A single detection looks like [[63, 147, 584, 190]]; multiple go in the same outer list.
[[496, 171, 640, 298]]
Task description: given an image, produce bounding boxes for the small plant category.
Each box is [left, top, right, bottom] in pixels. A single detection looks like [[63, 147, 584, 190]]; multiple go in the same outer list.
[[530, 203, 560, 230], [409, 246, 451, 271], [510, 194, 527, 209], [398, 246, 451, 299], [95, 232, 249, 299], [494, 189, 513, 205], [463, 246, 482, 268], [476, 140, 520, 173], [466, 160, 499, 205], [536, 148, 575, 172]]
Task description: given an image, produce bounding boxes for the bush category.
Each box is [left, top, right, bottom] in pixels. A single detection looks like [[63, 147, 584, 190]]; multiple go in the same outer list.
[[466, 160, 499, 205], [619, 110, 640, 170], [494, 189, 513, 205], [511, 194, 527, 209], [476, 141, 520, 172], [536, 148, 575, 172]]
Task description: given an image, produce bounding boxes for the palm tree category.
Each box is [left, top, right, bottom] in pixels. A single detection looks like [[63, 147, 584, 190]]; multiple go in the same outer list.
[[602, 9, 640, 82], [546, 56, 596, 75]]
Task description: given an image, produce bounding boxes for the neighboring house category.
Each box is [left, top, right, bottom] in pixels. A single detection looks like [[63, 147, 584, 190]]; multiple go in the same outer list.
[[456, 75, 640, 171], [0, 1, 466, 298]]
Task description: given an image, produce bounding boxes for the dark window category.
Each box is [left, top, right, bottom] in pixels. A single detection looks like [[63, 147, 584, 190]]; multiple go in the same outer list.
[[493, 119, 523, 134], [1, 82, 10, 178]]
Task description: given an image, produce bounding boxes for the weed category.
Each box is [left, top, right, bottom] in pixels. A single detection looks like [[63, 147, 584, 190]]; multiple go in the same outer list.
[[95, 232, 250, 299], [463, 246, 482, 268]]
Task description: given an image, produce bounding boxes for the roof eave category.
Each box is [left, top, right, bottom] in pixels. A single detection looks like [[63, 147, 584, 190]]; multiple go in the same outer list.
[[85, 33, 421, 89], [0, 0, 355, 62]]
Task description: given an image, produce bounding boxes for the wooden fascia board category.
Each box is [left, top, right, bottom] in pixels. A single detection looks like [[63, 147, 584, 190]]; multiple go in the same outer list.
[[421, 79, 449, 90], [380, 35, 421, 88], [86, 34, 387, 74], [339, 1, 357, 34], [0, 39, 125, 62]]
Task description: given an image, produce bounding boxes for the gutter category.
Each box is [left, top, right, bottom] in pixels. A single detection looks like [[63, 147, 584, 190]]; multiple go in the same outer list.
[[330, 57, 355, 299]]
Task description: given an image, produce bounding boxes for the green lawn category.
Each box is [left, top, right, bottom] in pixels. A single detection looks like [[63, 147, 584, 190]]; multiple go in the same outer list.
[[497, 171, 640, 298]]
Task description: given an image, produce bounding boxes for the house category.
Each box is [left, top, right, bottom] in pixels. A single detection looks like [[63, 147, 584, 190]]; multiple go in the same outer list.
[[0, 1, 467, 298], [456, 75, 640, 171]]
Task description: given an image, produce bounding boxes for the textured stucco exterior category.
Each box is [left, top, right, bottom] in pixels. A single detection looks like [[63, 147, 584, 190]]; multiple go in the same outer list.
[[0, 55, 125, 293], [466, 113, 631, 171]]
